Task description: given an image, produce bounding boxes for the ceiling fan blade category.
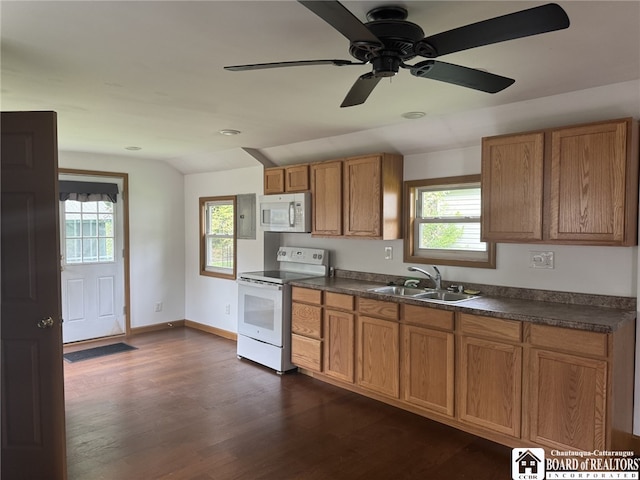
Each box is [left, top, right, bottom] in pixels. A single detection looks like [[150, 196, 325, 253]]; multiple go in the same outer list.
[[418, 3, 570, 58], [298, 1, 383, 47], [341, 73, 382, 107], [224, 59, 364, 71], [410, 60, 515, 93]]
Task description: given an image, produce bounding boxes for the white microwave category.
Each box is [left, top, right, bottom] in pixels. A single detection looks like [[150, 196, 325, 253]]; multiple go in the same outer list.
[[259, 192, 311, 232]]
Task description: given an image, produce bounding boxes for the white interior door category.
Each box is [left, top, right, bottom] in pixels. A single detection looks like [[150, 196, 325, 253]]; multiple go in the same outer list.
[[60, 176, 125, 343]]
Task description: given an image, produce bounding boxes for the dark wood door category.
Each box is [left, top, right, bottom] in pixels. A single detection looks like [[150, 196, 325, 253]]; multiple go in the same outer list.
[[1, 111, 67, 479]]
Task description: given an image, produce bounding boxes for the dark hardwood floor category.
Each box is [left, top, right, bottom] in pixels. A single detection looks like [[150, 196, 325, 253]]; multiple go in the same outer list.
[[64, 328, 511, 479]]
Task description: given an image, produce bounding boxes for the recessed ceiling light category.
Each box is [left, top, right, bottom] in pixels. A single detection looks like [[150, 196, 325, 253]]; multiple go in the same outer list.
[[218, 129, 241, 136], [125, 146, 142, 151], [401, 111, 426, 120]]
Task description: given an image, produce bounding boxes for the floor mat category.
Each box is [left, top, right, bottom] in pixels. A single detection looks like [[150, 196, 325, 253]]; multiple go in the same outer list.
[[63, 342, 137, 363]]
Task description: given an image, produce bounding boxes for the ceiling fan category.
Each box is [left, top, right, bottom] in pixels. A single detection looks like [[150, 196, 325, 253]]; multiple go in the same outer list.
[[224, 1, 570, 107]]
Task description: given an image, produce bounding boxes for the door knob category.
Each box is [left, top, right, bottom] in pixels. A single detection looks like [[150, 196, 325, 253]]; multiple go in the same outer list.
[[37, 317, 55, 329]]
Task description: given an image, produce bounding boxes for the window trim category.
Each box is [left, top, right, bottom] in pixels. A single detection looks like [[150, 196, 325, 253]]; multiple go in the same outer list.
[[199, 195, 237, 280], [403, 175, 496, 269]]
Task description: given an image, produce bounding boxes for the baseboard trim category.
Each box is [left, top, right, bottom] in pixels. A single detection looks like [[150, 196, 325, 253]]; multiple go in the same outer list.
[[184, 320, 237, 341], [129, 320, 186, 335]]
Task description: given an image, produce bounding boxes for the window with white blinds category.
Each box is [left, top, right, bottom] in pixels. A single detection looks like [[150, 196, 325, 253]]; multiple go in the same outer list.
[[405, 175, 495, 268]]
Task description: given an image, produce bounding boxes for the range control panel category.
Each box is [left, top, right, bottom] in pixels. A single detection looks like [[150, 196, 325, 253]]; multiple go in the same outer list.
[[277, 246, 329, 266]]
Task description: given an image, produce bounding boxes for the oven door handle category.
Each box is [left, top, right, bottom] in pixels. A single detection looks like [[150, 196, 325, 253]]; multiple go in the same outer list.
[[237, 279, 283, 291]]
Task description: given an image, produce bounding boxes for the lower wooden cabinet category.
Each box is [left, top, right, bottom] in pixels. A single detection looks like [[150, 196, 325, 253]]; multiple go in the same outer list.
[[323, 308, 355, 383], [529, 348, 606, 451], [357, 315, 399, 398], [291, 287, 323, 372], [458, 336, 522, 437], [401, 324, 454, 416], [291, 291, 634, 452]]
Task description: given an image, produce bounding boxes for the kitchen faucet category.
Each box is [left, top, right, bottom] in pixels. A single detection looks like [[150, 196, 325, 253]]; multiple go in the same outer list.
[[407, 266, 442, 290]]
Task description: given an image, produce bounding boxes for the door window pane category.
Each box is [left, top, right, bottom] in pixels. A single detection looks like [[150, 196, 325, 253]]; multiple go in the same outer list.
[[63, 200, 115, 264]]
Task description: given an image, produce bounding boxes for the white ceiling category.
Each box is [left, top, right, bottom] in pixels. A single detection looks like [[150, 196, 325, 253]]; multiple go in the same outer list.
[[2, 1, 639, 173]]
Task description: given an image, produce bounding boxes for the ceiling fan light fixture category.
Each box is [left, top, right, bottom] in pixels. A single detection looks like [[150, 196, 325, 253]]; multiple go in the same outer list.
[[218, 129, 241, 136], [401, 111, 426, 120]]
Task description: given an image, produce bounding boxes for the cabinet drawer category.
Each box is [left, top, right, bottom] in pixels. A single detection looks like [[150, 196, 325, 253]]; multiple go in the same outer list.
[[325, 292, 354, 311], [291, 334, 322, 371], [291, 302, 322, 339], [459, 313, 521, 342], [530, 324, 607, 358], [358, 297, 399, 320], [292, 287, 322, 305], [402, 304, 454, 331]]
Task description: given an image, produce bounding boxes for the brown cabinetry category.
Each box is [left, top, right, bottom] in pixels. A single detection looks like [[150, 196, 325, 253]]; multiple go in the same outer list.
[[291, 287, 323, 372], [310, 160, 343, 236], [311, 153, 403, 239], [291, 289, 635, 452], [356, 298, 399, 398], [343, 153, 403, 239], [457, 314, 522, 438], [401, 305, 454, 417], [527, 324, 611, 451], [549, 120, 638, 244], [481, 117, 639, 246], [323, 293, 355, 383], [481, 132, 544, 241], [264, 164, 309, 194]]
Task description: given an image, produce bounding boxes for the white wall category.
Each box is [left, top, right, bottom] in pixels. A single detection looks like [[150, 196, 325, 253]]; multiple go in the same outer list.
[[58, 151, 185, 328], [183, 165, 264, 332]]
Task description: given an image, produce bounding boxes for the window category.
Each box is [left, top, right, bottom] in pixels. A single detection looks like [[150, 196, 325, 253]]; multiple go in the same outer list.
[[404, 175, 495, 268], [63, 200, 115, 264], [200, 196, 236, 279]]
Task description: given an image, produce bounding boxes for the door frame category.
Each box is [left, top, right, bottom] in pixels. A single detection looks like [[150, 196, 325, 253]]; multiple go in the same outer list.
[[58, 168, 131, 336]]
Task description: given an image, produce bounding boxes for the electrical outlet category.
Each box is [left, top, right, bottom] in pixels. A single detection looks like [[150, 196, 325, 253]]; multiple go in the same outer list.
[[384, 246, 393, 260], [155, 302, 163, 312], [225, 304, 231, 315], [529, 251, 554, 269]]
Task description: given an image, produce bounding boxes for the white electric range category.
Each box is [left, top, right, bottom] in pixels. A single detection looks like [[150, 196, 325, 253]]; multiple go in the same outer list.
[[237, 246, 329, 374]]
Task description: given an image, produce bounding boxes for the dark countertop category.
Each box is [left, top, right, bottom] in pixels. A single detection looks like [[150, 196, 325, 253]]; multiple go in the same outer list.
[[290, 276, 636, 333]]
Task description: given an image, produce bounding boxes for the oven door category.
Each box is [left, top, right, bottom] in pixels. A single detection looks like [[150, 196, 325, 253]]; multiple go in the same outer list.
[[237, 279, 285, 347]]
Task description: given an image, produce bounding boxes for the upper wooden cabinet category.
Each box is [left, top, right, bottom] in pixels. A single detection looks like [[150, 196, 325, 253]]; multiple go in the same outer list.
[[343, 154, 403, 239], [264, 167, 285, 195], [481, 118, 639, 246], [310, 160, 343, 236], [481, 132, 545, 242], [549, 120, 638, 244], [311, 153, 404, 239], [264, 164, 309, 194]]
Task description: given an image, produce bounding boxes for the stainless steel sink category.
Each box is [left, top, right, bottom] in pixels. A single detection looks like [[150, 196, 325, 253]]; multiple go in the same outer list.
[[367, 286, 426, 296], [412, 290, 478, 302], [367, 286, 478, 303]]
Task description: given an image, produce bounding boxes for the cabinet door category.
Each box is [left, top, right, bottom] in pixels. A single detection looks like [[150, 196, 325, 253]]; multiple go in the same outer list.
[[481, 133, 544, 241], [357, 315, 399, 398], [458, 336, 522, 437], [323, 309, 355, 383], [402, 325, 454, 416], [311, 160, 342, 236], [285, 165, 309, 192], [264, 168, 284, 194], [549, 119, 633, 244], [529, 348, 606, 451], [343, 155, 382, 237]]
